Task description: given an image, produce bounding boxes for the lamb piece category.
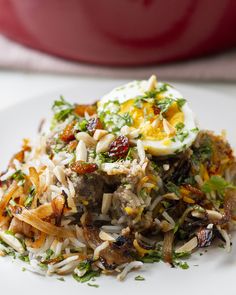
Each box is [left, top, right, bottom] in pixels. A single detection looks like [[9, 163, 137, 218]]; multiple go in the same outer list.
[[112, 186, 142, 218], [69, 172, 105, 210]]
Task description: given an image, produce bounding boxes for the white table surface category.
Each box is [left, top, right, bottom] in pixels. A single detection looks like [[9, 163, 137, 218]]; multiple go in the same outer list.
[[0, 71, 235, 110]]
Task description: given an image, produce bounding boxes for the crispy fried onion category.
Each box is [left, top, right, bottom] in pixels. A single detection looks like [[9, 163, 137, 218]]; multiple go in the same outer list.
[[162, 230, 174, 264], [11, 205, 74, 238]]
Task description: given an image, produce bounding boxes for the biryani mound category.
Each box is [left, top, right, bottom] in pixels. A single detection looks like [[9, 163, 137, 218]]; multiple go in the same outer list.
[[0, 97, 236, 281]]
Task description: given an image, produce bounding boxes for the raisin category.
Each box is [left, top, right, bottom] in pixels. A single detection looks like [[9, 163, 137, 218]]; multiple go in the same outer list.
[[74, 104, 97, 117], [153, 105, 161, 115], [108, 135, 129, 158], [60, 121, 75, 142], [70, 161, 98, 174], [87, 117, 103, 135]]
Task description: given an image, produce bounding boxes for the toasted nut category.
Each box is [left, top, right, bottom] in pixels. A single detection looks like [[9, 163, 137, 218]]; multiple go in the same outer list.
[[0, 230, 24, 254], [96, 134, 115, 154], [75, 132, 96, 147], [93, 129, 108, 141], [75, 140, 87, 162], [175, 236, 198, 253], [99, 230, 115, 242]]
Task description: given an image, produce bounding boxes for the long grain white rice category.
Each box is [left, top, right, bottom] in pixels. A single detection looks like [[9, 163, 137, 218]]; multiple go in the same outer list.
[[93, 241, 109, 260], [117, 261, 143, 281]]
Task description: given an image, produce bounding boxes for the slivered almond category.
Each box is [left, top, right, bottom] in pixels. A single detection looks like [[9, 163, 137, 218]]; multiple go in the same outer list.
[[93, 129, 108, 141], [175, 236, 198, 253], [96, 134, 115, 154], [99, 230, 115, 242], [163, 119, 175, 135], [75, 132, 96, 147], [146, 75, 157, 92]]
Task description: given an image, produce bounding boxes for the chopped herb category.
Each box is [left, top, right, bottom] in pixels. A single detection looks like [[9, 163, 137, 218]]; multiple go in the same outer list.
[[202, 175, 236, 195], [11, 170, 25, 185], [76, 119, 88, 132], [45, 249, 54, 260], [38, 262, 48, 270], [73, 271, 100, 283], [139, 248, 162, 263], [87, 283, 99, 288], [175, 122, 185, 131], [22, 267, 26, 272], [178, 261, 189, 269], [176, 98, 186, 109], [135, 275, 145, 281], [126, 147, 136, 161], [165, 182, 181, 197], [156, 97, 174, 117], [57, 277, 65, 282], [157, 83, 169, 93], [24, 186, 36, 208], [52, 96, 74, 122], [191, 127, 199, 133], [18, 254, 30, 263], [73, 261, 100, 283]]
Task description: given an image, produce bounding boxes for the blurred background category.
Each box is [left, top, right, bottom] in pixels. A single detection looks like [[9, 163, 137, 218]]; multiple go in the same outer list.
[[0, 0, 235, 108]]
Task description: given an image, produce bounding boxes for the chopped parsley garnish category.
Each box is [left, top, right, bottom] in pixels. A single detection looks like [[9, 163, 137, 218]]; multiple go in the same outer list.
[[52, 96, 74, 122], [87, 283, 99, 288], [45, 249, 54, 260], [165, 182, 181, 197], [135, 275, 145, 281], [24, 186, 36, 208], [38, 262, 48, 270], [73, 271, 100, 283], [11, 170, 25, 185], [75, 119, 88, 132], [18, 254, 30, 263], [175, 122, 185, 131], [57, 277, 65, 282], [176, 98, 186, 109], [156, 97, 174, 117], [73, 261, 100, 283], [202, 175, 236, 195]]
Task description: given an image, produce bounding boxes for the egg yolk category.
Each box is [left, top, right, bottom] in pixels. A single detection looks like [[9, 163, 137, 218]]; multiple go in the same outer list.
[[119, 99, 184, 141]]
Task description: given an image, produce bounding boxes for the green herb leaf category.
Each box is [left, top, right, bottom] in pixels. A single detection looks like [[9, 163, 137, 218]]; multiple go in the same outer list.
[[45, 249, 54, 260], [156, 97, 174, 116], [165, 182, 181, 197], [57, 277, 65, 282], [176, 98, 186, 109], [202, 176, 236, 195], [73, 271, 100, 283], [135, 275, 145, 281], [52, 96, 74, 122], [87, 283, 99, 288]]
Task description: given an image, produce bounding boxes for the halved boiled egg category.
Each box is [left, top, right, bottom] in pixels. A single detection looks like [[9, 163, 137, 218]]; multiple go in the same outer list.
[[97, 75, 198, 156]]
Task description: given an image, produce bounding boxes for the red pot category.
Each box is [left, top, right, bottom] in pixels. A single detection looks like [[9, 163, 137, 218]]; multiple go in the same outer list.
[[0, 0, 236, 66]]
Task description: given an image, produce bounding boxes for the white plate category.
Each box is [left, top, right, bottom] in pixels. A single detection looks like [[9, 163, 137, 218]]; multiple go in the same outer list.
[[0, 81, 236, 295]]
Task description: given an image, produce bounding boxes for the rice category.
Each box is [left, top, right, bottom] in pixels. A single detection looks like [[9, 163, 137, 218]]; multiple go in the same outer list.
[[117, 261, 143, 281]]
